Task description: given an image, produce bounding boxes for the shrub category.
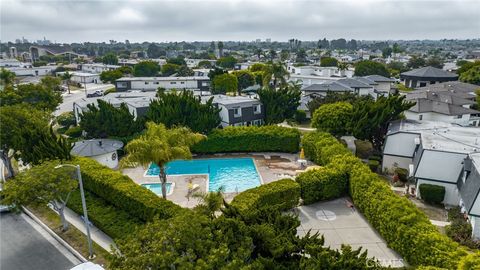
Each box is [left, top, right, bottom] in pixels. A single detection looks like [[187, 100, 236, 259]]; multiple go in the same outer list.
[[67, 190, 142, 239], [354, 140, 373, 159], [311, 102, 352, 136], [301, 131, 332, 161], [368, 159, 380, 172], [445, 207, 480, 249], [192, 126, 300, 154], [296, 167, 348, 204], [294, 110, 307, 123], [230, 179, 300, 213], [419, 184, 445, 204], [64, 126, 83, 138], [394, 167, 409, 182], [73, 157, 184, 222], [56, 111, 76, 127]]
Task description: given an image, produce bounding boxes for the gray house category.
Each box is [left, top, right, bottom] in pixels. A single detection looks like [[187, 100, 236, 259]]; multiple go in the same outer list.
[[202, 95, 264, 127], [400, 66, 458, 88], [459, 153, 480, 239]]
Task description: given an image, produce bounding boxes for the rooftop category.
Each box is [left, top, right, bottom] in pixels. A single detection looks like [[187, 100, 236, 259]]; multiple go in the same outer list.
[[116, 76, 209, 82], [400, 66, 458, 79], [202, 94, 260, 108], [365, 75, 396, 82], [71, 139, 123, 157]]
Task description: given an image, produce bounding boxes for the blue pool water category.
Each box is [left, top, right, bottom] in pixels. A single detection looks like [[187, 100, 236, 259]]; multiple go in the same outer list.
[[141, 183, 172, 195], [146, 158, 261, 192]]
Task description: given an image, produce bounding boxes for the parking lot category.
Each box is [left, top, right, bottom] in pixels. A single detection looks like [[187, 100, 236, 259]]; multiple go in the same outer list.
[[295, 198, 405, 267]]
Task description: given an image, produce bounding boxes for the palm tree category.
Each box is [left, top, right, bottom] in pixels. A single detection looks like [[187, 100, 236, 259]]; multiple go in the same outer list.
[[192, 186, 225, 218], [62, 71, 73, 94], [271, 62, 289, 88], [121, 122, 204, 199]]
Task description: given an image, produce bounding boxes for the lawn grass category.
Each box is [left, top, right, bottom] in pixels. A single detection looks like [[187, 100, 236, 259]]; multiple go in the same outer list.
[[27, 204, 110, 267]]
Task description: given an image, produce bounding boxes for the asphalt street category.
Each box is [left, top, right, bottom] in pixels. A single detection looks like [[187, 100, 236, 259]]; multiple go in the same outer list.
[[54, 83, 113, 116], [1, 212, 81, 270]]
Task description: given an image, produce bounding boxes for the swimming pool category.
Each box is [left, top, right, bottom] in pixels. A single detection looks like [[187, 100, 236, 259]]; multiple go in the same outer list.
[[141, 183, 174, 196], [145, 158, 261, 192]]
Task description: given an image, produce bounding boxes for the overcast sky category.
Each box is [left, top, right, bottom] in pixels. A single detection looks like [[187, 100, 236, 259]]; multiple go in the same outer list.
[[1, 0, 479, 43]]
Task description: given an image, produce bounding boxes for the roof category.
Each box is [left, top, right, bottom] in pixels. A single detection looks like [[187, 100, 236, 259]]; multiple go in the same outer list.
[[302, 81, 352, 92], [74, 91, 157, 109], [71, 139, 123, 157], [415, 81, 479, 96], [400, 66, 458, 79], [406, 91, 475, 106], [459, 153, 480, 215], [383, 132, 420, 157], [336, 78, 372, 88], [30, 45, 76, 55], [408, 99, 479, 116], [354, 77, 378, 86], [116, 76, 209, 82], [57, 71, 100, 77], [415, 150, 466, 183], [387, 120, 480, 154], [365, 75, 396, 82], [202, 94, 260, 108]]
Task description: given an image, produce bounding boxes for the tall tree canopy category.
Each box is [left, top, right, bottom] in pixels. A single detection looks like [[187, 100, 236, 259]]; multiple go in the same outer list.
[[258, 82, 301, 124], [79, 100, 143, 138], [216, 56, 237, 69], [232, 70, 255, 92], [133, 60, 160, 77], [459, 65, 480, 85], [0, 68, 16, 86], [212, 73, 238, 95], [320, 57, 338, 67], [0, 80, 62, 111], [354, 60, 390, 77], [146, 91, 221, 134], [312, 102, 353, 136], [102, 52, 119, 65]]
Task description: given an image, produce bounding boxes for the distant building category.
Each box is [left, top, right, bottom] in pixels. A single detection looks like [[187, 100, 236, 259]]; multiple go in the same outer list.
[[400, 66, 458, 88], [71, 139, 123, 168], [6, 66, 56, 76], [201, 95, 264, 127], [114, 76, 210, 92], [56, 71, 100, 84], [81, 63, 121, 74], [9, 47, 17, 58], [30, 45, 82, 62]]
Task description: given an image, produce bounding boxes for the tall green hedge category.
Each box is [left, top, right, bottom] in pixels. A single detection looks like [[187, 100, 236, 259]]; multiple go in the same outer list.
[[230, 179, 300, 213], [296, 167, 348, 204], [192, 126, 300, 154], [302, 131, 471, 269], [419, 184, 446, 205], [73, 157, 184, 222], [68, 190, 142, 239]]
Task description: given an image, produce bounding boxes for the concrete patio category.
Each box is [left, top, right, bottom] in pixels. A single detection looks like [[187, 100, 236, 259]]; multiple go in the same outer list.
[[295, 198, 405, 268]]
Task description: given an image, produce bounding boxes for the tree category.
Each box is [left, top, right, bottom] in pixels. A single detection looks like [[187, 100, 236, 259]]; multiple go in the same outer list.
[[79, 100, 142, 138], [208, 67, 227, 90], [197, 60, 213, 68], [249, 63, 268, 72], [40, 76, 62, 92], [459, 65, 480, 85], [426, 56, 444, 69], [20, 126, 71, 165], [0, 68, 15, 86], [0, 81, 62, 111], [263, 62, 289, 88], [354, 60, 390, 77], [258, 82, 301, 124], [212, 73, 238, 94], [320, 57, 338, 67], [232, 70, 255, 92], [160, 63, 180, 76], [61, 71, 73, 94], [121, 122, 204, 198], [146, 91, 221, 134], [312, 102, 353, 136], [176, 65, 194, 76], [307, 92, 371, 115], [268, 49, 277, 62], [102, 52, 118, 65], [350, 95, 415, 151], [295, 49, 307, 63], [1, 160, 78, 231], [407, 55, 426, 69], [457, 61, 480, 76], [280, 50, 290, 61], [382, 47, 393, 58], [133, 61, 160, 77], [216, 56, 237, 69], [167, 57, 186, 66], [147, 43, 165, 58], [100, 70, 123, 84]]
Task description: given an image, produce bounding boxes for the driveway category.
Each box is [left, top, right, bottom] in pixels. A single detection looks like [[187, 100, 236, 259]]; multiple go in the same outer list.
[[55, 83, 113, 116], [295, 198, 405, 268], [1, 212, 81, 270]]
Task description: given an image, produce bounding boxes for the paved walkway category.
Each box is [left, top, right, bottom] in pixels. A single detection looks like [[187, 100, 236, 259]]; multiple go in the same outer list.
[[277, 122, 315, 132], [430, 220, 451, 227], [50, 206, 117, 253]]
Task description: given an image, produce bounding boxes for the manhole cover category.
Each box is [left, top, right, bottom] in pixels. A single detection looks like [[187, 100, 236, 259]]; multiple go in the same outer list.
[[315, 210, 336, 221]]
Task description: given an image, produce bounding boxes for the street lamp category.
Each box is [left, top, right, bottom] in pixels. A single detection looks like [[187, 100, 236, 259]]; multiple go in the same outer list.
[[54, 164, 95, 259]]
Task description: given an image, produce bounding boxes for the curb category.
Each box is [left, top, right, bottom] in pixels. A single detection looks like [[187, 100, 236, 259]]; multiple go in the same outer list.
[[22, 206, 88, 263]]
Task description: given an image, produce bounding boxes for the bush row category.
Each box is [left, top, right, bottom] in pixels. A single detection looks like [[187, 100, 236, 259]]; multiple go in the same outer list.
[[303, 131, 470, 269], [296, 167, 348, 204], [74, 157, 184, 222], [230, 179, 300, 214], [301, 131, 350, 165], [192, 126, 301, 154], [67, 190, 142, 239]]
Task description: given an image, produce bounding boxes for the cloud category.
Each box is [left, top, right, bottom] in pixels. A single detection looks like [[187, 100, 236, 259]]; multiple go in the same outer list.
[[1, 0, 479, 42]]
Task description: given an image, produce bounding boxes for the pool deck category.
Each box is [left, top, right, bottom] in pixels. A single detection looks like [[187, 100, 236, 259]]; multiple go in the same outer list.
[[121, 152, 310, 208]]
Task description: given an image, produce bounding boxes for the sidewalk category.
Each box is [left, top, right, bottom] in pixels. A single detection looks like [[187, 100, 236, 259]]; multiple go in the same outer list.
[[51, 205, 117, 253]]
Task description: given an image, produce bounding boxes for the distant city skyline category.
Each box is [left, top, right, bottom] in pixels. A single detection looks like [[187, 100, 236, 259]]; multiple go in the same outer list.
[[1, 0, 479, 43]]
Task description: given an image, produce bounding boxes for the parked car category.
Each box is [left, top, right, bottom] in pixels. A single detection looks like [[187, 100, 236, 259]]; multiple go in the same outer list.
[[86, 90, 103, 98]]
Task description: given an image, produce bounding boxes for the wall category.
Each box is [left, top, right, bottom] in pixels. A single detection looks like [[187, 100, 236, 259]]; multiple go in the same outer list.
[[382, 155, 412, 173], [469, 216, 480, 240], [91, 151, 119, 169], [416, 178, 461, 206]]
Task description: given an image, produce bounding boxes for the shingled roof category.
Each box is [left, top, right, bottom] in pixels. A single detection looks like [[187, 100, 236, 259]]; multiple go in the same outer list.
[[71, 139, 123, 157], [409, 99, 479, 116], [400, 66, 458, 79]]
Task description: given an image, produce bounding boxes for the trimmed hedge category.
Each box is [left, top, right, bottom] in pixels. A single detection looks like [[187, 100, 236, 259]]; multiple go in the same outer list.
[[303, 131, 470, 269], [192, 126, 301, 154], [419, 184, 445, 205], [68, 190, 142, 239], [73, 157, 184, 222], [296, 167, 348, 204], [230, 179, 300, 213]]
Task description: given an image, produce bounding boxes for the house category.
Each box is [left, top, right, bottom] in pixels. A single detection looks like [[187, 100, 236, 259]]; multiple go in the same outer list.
[[81, 63, 121, 74], [5, 66, 56, 76], [71, 139, 123, 169], [185, 58, 216, 68], [382, 120, 480, 206], [30, 45, 82, 62], [56, 71, 101, 84], [73, 91, 157, 123], [400, 66, 458, 88], [115, 76, 210, 92], [301, 77, 390, 98], [201, 95, 264, 127], [364, 75, 396, 94], [459, 153, 480, 239]]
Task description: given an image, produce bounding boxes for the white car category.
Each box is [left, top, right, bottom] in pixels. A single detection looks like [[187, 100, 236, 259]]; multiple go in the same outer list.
[[70, 262, 104, 270]]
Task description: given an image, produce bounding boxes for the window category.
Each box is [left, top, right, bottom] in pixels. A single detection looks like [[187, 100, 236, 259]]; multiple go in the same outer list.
[[419, 82, 427, 87], [202, 82, 208, 87], [170, 82, 176, 85], [254, 119, 262, 126], [233, 107, 241, 117], [154, 82, 159, 85], [253, 104, 261, 114], [117, 82, 127, 88], [180, 82, 185, 84], [454, 115, 463, 119], [145, 82, 149, 85], [419, 115, 423, 120]]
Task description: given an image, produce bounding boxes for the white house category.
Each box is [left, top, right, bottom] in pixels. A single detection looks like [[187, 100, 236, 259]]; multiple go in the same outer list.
[[56, 71, 100, 84], [115, 76, 210, 92], [71, 139, 123, 169], [81, 63, 121, 74], [201, 95, 264, 127], [6, 66, 56, 76]]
